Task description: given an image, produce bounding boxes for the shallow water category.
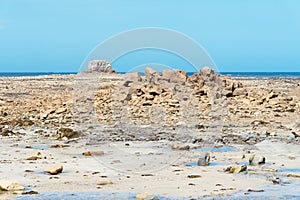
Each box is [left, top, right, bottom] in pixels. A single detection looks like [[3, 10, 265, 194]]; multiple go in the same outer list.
[[277, 168, 300, 173], [186, 161, 229, 166], [191, 146, 237, 152], [228, 181, 300, 200], [14, 192, 190, 200], [14, 182, 300, 200], [20, 145, 49, 150]]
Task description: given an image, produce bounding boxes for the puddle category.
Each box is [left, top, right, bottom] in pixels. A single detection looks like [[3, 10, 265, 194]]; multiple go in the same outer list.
[[124, 145, 171, 151], [159, 147, 172, 151], [277, 168, 300, 173], [277, 135, 295, 139], [191, 146, 237, 152], [38, 171, 69, 175], [21, 145, 49, 150], [186, 161, 228, 167], [229, 181, 300, 200], [14, 192, 190, 200]]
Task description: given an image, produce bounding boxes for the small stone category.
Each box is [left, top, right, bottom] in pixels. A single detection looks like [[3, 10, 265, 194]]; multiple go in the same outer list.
[[187, 175, 202, 178], [272, 177, 280, 184], [44, 165, 63, 175], [55, 108, 67, 114], [82, 151, 104, 156], [97, 181, 114, 186], [50, 144, 70, 148], [22, 190, 39, 195], [144, 195, 159, 200], [0, 180, 25, 191], [25, 152, 42, 160], [141, 174, 154, 177], [224, 165, 247, 173], [56, 128, 79, 139], [171, 145, 190, 151], [287, 173, 300, 178], [247, 189, 264, 192], [136, 192, 150, 200]]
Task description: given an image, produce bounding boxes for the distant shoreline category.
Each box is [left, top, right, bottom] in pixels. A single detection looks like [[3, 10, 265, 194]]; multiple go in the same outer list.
[[0, 71, 300, 78]]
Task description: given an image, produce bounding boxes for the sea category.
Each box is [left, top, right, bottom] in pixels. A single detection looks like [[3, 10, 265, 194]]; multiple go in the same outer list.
[[0, 72, 300, 78]]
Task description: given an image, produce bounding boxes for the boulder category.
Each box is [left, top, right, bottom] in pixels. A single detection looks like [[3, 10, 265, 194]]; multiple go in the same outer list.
[[161, 69, 187, 83], [187, 73, 204, 88], [197, 153, 210, 166], [200, 67, 216, 78], [25, 152, 42, 160], [171, 144, 190, 151], [0, 180, 24, 191], [56, 127, 79, 139], [224, 165, 247, 173], [0, 129, 14, 136], [44, 165, 63, 175], [88, 60, 115, 73], [145, 67, 160, 83], [123, 72, 142, 83], [233, 88, 247, 96], [249, 154, 266, 166], [292, 132, 300, 138]]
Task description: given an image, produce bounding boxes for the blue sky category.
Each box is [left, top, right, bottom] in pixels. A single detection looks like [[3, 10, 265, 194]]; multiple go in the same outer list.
[[0, 0, 299, 72]]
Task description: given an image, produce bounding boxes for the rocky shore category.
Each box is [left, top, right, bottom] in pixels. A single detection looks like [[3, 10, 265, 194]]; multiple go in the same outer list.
[[0, 63, 299, 199]]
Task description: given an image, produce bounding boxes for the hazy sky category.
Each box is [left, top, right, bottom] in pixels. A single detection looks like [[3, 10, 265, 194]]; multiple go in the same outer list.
[[0, 0, 300, 72]]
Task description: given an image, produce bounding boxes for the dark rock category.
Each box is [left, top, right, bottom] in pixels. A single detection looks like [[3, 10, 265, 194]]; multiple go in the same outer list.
[[56, 128, 79, 139], [197, 153, 210, 166], [249, 154, 266, 166]]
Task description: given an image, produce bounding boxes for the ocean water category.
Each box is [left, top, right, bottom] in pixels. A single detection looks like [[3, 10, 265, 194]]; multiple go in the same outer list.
[[220, 72, 300, 78], [0, 72, 76, 77], [0, 72, 300, 78]]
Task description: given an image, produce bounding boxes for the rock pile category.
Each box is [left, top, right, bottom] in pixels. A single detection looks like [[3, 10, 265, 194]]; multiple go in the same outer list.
[[92, 66, 243, 126]]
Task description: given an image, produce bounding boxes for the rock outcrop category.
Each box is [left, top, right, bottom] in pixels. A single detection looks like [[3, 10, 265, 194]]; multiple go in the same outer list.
[[88, 60, 115, 73], [0, 63, 299, 141]]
